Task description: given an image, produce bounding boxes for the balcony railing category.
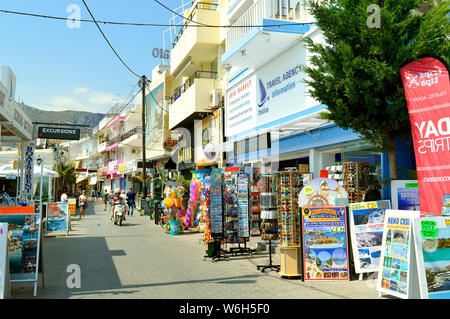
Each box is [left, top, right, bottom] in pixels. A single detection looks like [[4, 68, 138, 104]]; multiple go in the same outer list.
[[226, 0, 305, 49], [169, 71, 218, 104], [106, 126, 142, 147], [172, 2, 219, 48]]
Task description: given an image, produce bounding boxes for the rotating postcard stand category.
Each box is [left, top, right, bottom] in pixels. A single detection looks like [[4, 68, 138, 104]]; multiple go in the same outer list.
[[224, 175, 254, 257], [256, 175, 280, 273], [298, 178, 350, 282], [203, 169, 229, 262]]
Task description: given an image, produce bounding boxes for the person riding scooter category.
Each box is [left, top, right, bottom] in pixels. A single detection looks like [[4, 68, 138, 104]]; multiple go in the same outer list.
[[111, 190, 127, 222]]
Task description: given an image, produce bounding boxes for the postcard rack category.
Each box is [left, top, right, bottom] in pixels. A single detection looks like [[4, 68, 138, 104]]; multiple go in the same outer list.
[[343, 162, 369, 203]]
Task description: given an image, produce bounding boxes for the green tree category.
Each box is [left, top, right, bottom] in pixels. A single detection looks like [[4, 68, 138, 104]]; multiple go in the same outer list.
[[56, 163, 77, 194], [304, 0, 450, 178]]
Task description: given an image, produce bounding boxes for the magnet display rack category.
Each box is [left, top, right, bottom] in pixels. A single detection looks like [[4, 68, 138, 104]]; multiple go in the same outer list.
[[250, 185, 261, 237], [278, 171, 303, 247], [257, 174, 280, 273], [204, 169, 229, 262], [343, 162, 369, 203], [224, 173, 239, 244]]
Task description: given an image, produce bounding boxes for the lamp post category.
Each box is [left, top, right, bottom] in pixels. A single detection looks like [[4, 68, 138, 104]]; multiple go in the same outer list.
[[36, 156, 44, 217]]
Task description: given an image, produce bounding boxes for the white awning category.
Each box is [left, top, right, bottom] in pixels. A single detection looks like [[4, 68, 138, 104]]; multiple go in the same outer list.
[[89, 176, 98, 185]]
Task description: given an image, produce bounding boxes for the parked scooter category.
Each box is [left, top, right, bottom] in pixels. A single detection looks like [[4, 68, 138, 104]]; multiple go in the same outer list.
[[113, 200, 126, 226]]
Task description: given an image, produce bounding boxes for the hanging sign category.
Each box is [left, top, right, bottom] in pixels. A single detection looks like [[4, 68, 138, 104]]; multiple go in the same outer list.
[[302, 206, 350, 281], [298, 178, 348, 208], [412, 216, 450, 299], [399, 57, 450, 215], [163, 137, 177, 152], [24, 145, 34, 195], [349, 200, 390, 273], [377, 209, 421, 299], [38, 127, 80, 140]]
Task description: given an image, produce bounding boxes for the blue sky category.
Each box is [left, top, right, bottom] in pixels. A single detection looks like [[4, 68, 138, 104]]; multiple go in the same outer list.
[[0, 0, 187, 113]]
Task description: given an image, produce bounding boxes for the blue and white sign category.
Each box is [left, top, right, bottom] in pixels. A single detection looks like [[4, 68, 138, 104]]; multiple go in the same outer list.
[[24, 146, 34, 196], [225, 42, 307, 138]]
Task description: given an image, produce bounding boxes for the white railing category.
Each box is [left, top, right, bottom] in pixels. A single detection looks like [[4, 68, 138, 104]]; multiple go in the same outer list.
[[226, 0, 305, 49]]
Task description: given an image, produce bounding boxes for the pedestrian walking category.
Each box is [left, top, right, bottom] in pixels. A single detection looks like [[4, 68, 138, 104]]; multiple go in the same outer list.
[[102, 189, 109, 211], [126, 187, 136, 216], [79, 190, 88, 219], [91, 189, 96, 201], [61, 190, 68, 203], [97, 190, 101, 202]]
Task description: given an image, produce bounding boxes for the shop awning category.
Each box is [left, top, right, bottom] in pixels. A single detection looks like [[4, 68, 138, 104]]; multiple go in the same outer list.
[[89, 176, 97, 185], [76, 175, 88, 184]]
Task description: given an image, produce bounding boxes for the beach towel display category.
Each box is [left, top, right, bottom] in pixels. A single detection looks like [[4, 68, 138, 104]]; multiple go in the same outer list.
[[348, 200, 391, 274], [412, 216, 450, 299], [185, 179, 200, 229], [377, 209, 421, 299], [46, 203, 69, 235], [302, 206, 350, 281], [0, 205, 42, 296]]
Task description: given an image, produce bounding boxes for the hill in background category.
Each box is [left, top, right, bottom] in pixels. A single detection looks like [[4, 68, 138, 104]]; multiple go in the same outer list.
[[23, 104, 104, 129]]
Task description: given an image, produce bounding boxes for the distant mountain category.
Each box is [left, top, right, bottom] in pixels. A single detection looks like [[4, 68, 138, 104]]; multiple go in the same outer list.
[[22, 104, 104, 129]]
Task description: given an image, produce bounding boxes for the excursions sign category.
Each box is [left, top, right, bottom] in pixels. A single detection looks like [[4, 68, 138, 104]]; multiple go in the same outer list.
[[400, 57, 450, 216], [38, 127, 80, 140]]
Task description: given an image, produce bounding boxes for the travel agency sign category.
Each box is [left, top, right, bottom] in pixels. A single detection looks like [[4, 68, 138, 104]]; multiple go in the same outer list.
[[225, 42, 306, 137]]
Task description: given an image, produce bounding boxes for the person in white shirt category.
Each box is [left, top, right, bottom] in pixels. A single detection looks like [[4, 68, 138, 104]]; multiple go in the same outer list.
[[79, 190, 88, 219], [120, 190, 129, 216], [61, 190, 68, 203]]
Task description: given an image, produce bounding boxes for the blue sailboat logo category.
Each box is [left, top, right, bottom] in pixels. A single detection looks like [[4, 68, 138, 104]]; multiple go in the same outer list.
[[257, 79, 268, 108]]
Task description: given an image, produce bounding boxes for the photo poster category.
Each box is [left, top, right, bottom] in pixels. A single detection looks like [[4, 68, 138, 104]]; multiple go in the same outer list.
[[442, 194, 450, 216], [0, 206, 41, 282], [348, 200, 391, 274], [298, 178, 348, 208], [377, 210, 421, 299], [0, 223, 10, 299], [46, 203, 69, 234], [413, 216, 450, 299], [301, 206, 350, 281], [68, 198, 76, 216], [391, 180, 420, 211]]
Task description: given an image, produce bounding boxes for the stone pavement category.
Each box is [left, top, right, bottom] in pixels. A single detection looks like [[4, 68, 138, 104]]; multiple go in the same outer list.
[[11, 201, 386, 299]]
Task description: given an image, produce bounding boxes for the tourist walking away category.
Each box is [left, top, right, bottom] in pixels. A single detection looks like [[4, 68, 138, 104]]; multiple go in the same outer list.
[[120, 190, 129, 216], [91, 189, 96, 201], [126, 187, 136, 216], [61, 190, 68, 203], [79, 190, 88, 219], [102, 189, 109, 211], [97, 190, 102, 202]]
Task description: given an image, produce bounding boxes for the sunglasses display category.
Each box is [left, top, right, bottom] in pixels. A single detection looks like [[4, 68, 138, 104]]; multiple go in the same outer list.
[[343, 162, 369, 203], [277, 171, 303, 247]]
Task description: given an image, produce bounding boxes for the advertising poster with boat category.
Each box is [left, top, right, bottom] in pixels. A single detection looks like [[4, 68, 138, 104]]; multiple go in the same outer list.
[[377, 210, 421, 299], [349, 200, 390, 273], [413, 216, 450, 299], [0, 209, 40, 281], [46, 203, 69, 234], [302, 206, 350, 281]]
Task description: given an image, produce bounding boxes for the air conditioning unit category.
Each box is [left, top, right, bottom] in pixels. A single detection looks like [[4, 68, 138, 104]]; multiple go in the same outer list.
[[209, 89, 223, 107]]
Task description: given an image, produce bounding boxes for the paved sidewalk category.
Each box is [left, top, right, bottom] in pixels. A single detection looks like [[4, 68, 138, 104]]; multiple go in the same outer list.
[[11, 201, 386, 299]]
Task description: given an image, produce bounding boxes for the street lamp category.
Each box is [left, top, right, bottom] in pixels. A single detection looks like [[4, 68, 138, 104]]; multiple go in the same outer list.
[[36, 156, 44, 217]]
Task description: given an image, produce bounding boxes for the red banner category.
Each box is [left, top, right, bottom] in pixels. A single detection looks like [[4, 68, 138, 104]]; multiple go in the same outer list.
[[400, 57, 450, 215]]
